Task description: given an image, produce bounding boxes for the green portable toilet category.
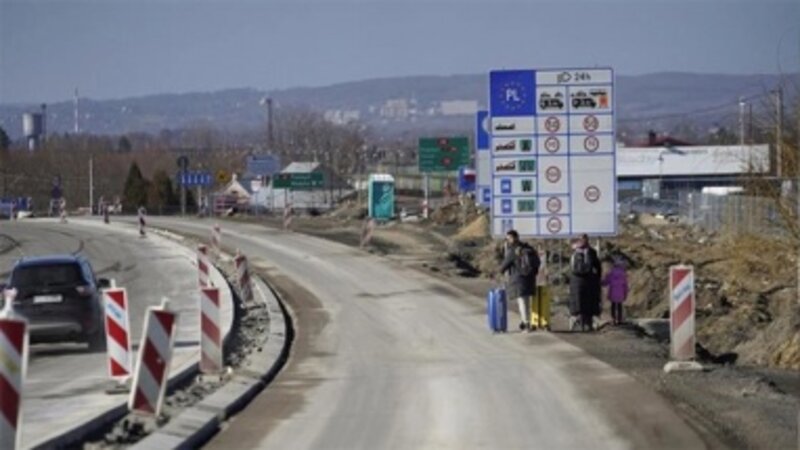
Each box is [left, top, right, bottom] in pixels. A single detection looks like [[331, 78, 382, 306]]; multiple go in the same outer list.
[[368, 174, 395, 221]]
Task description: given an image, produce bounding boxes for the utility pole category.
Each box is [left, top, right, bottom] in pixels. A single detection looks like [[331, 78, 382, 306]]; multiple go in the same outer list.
[[774, 88, 784, 178], [266, 98, 274, 150]]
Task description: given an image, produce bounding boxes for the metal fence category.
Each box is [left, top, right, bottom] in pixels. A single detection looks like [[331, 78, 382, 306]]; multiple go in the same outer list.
[[678, 192, 794, 235]]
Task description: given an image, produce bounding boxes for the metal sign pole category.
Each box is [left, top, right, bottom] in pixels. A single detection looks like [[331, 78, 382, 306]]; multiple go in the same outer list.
[[424, 173, 430, 219]]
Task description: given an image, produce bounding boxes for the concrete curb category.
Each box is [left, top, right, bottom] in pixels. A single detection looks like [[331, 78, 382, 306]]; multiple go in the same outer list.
[[29, 222, 235, 450], [130, 275, 291, 449]]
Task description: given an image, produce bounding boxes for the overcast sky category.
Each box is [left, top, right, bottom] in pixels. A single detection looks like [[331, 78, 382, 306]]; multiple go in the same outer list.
[[1, 0, 798, 104]]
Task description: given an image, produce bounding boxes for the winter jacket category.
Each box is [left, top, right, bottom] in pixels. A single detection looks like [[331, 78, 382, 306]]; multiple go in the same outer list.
[[568, 245, 602, 316], [500, 242, 539, 300], [602, 265, 629, 304]]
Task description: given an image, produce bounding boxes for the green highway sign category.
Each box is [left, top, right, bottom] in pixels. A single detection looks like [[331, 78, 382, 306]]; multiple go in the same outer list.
[[273, 172, 324, 190], [418, 137, 470, 172]]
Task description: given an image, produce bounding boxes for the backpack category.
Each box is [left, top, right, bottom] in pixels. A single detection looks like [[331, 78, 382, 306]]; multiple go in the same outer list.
[[516, 245, 538, 277], [571, 248, 593, 276]]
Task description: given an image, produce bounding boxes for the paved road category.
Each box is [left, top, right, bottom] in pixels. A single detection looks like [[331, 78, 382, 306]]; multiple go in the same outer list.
[[139, 217, 706, 450], [0, 219, 203, 448]]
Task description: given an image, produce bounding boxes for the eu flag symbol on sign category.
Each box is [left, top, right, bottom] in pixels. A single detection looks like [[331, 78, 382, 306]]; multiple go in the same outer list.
[[490, 70, 536, 117], [501, 199, 513, 214]]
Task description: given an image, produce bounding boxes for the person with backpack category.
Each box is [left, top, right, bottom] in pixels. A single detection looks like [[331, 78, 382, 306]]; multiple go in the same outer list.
[[499, 229, 540, 332], [569, 234, 602, 331]]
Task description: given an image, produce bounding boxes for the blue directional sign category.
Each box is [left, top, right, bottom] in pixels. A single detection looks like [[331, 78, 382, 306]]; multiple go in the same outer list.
[[179, 171, 213, 187], [246, 154, 281, 177], [489, 70, 536, 117]]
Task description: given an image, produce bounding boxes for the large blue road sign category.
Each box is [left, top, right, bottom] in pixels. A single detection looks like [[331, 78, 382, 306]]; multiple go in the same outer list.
[[179, 171, 213, 187], [246, 154, 281, 177]]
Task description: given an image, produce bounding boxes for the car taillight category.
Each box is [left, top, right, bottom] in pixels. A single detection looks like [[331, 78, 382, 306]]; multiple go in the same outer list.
[[76, 285, 93, 296]]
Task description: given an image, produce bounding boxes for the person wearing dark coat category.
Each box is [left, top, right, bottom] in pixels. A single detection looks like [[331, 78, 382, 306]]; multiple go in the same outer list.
[[499, 230, 540, 332], [569, 233, 602, 331]]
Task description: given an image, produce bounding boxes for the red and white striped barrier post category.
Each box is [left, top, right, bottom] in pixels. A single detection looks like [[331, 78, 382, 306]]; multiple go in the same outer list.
[[199, 287, 223, 374], [129, 299, 177, 416], [102, 288, 132, 382], [197, 244, 211, 288], [283, 204, 293, 231], [0, 289, 28, 450], [664, 265, 702, 372], [234, 252, 253, 305], [360, 218, 376, 248], [211, 224, 222, 258]]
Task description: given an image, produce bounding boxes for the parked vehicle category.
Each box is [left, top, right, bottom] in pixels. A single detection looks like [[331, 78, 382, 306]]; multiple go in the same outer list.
[[619, 197, 679, 217], [1, 254, 109, 351]]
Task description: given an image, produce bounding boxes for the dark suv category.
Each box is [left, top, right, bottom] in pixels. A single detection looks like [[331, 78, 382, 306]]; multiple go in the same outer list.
[[1, 255, 108, 351]]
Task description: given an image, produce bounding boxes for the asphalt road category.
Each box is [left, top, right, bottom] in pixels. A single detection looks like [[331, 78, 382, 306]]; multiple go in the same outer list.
[[141, 217, 707, 450], [0, 218, 203, 448]]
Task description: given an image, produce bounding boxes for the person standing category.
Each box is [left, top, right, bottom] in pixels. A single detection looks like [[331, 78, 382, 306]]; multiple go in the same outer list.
[[499, 229, 540, 332], [137, 205, 147, 237], [602, 256, 629, 325], [569, 234, 602, 331]]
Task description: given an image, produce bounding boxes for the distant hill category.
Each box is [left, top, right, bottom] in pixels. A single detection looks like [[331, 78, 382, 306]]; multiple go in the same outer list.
[[1, 72, 796, 141]]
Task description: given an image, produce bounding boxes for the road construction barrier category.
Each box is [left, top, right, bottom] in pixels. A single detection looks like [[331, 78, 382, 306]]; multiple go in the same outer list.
[[199, 287, 223, 374], [669, 265, 696, 360], [130, 300, 177, 416], [197, 244, 211, 288], [234, 252, 253, 304], [360, 218, 376, 248], [211, 224, 222, 257], [283, 204, 293, 230], [0, 289, 28, 450], [102, 288, 132, 381]]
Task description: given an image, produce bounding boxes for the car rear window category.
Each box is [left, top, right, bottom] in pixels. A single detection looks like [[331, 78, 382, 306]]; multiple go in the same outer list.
[[12, 263, 87, 288]]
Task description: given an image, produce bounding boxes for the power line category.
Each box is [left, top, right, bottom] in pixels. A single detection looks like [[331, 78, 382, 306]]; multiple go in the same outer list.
[[618, 92, 771, 124]]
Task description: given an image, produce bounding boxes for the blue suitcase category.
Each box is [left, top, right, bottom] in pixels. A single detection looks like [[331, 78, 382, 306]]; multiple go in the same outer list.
[[487, 288, 507, 333]]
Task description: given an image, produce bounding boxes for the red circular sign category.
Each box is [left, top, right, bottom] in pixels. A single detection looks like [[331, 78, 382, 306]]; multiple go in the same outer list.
[[546, 196, 562, 213], [585, 185, 601, 202], [584, 135, 600, 152], [545, 166, 561, 183], [547, 217, 562, 234], [544, 116, 560, 133], [544, 136, 560, 153], [583, 115, 599, 132]]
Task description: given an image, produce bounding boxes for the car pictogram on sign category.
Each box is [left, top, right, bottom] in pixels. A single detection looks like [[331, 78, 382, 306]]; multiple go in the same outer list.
[[539, 92, 564, 110], [584, 136, 600, 152], [571, 91, 596, 109], [584, 185, 601, 202]]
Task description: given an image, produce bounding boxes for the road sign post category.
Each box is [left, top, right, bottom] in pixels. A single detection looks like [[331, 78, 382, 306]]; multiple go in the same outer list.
[[664, 265, 703, 373]]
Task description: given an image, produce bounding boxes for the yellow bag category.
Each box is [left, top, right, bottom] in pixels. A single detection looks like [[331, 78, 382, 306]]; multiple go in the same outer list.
[[530, 286, 551, 329]]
